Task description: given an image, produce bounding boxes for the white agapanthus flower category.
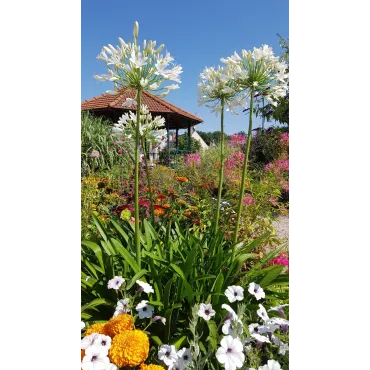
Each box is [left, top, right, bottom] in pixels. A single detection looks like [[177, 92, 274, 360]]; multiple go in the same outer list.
[[257, 304, 269, 322], [94, 21, 182, 95], [198, 303, 216, 321], [107, 276, 125, 290], [136, 279, 154, 293], [158, 344, 178, 366], [248, 282, 265, 300], [224, 285, 244, 303], [216, 335, 245, 370], [113, 105, 166, 148], [221, 45, 288, 108], [257, 360, 282, 370], [81, 345, 109, 370], [198, 65, 242, 115], [136, 300, 154, 319]]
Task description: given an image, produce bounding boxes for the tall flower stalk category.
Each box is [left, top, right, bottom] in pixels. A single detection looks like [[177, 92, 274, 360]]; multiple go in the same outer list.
[[198, 66, 240, 231], [220, 45, 289, 251], [94, 21, 182, 267]]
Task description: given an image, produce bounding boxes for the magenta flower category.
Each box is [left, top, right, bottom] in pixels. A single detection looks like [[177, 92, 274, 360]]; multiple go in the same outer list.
[[185, 153, 201, 166], [242, 194, 255, 206], [90, 150, 100, 158], [229, 134, 246, 146]]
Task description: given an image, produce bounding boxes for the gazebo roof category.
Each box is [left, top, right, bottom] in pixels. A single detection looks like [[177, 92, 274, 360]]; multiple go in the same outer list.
[[81, 87, 203, 130]]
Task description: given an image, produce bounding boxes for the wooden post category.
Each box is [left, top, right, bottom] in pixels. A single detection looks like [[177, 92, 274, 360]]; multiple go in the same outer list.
[[187, 121, 191, 153], [175, 128, 179, 152], [167, 121, 170, 165]]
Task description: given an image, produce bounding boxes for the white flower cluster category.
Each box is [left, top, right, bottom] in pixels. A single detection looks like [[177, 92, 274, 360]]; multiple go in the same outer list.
[[81, 333, 116, 370], [194, 282, 288, 370], [198, 44, 289, 114], [158, 344, 192, 370], [94, 21, 182, 96], [198, 65, 244, 115], [112, 103, 167, 147]]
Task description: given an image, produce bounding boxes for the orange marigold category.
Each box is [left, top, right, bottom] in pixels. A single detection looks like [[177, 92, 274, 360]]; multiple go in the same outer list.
[[81, 349, 85, 362], [105, 314, 134, 338], [176, 177, 189, 183], [154, 207, 165, 216], [163, 203, 171, 209], [140, 364, 165, 370], [84, 322, 108, 336], [109, 330, 149, 367]]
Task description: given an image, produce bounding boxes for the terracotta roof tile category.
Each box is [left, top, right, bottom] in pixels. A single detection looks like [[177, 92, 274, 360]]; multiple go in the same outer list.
[[81, 87, 203, 123]]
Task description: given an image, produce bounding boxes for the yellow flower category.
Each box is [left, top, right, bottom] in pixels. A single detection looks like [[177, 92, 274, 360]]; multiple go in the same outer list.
[[92, 211, 99, 216], [109, 330, 149, 367], [105, 314, 134, 338], [84, 322, 108, 336], [140, 364, 165, 370]]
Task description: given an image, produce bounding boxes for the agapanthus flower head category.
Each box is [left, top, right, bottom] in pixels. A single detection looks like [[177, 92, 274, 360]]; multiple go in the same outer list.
[[94, 22, 182, 94], [198, 65, 242, 115], [221, 45, 288, 107], [109, 330, 149, 367]]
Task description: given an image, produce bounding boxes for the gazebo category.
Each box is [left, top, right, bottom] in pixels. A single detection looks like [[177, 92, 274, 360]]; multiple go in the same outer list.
[[81, 86, 203, 155]]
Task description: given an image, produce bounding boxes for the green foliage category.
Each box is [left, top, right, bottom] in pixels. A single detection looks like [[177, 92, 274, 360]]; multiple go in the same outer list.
[[81, 112, 131, 176], [81, 216, 287, 346], [197, 131, 230, 146]]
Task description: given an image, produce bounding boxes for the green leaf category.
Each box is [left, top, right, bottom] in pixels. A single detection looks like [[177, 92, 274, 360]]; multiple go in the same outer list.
[[259, 265, 285, 288], [151, 336, 163, 346], [110, 238, 140, 274], [173, 335, 187, 349], [170, 264, 194, 302], [206, 320, 218, 350], [82, 241, 105, 271]]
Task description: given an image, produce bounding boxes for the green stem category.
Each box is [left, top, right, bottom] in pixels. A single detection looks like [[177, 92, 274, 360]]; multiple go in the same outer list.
[[135, 89, 142, 268], [214, 101, 225, 232], [142, 139, 155, 223], [232, 88, 254, 252]]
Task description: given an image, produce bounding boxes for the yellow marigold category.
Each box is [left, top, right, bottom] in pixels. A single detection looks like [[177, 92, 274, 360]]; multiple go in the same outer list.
[[105, 314, 134, 338], [140, 364, 165, 370], [109, 330, 149, 367], [84, 322, 108, 336]]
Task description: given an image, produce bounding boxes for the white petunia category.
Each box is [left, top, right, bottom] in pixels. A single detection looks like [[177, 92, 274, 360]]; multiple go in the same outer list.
[[177, 347, 192, 365], [267, 317, 289, 333], [248, 282, 265, 300], [222, 319, 243, 336], [107, 276, 125, 290], [257, 360, 282, 370], [198, 303, 216, 321], [136, 300, 154, 319], [268, 304, 288, 318], [257, 304, 269, 322], [81, 321, 85, 330], [224, 285, 244, 303], [122, 98, 137, 107], [81, 345, 109, 370], [93, 334, 112, 350], [216, 335, 245, 370], [278, 342, 289, 355], [115, 298, 130, 314], [221, 304, 238, 320], [158, 344, 178, 366], [136, 280, 154, 293], [251, 333, 271, 343], [81, 333, 100, 349]]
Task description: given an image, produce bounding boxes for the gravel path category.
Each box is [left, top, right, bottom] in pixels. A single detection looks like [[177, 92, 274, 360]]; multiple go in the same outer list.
[[272, 215, 289, 245]]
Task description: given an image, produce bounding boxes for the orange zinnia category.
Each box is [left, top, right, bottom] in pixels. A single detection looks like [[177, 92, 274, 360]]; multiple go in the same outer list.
[[163, 203, 171, 209], [184, 211, 192, 217], [176, 177, 189, 183]]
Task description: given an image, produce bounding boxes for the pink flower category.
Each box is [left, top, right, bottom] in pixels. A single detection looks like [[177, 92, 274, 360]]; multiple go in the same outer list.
[[280, 132, 289, 147], [242, 194, 255, 206], [270, 253, 289, 270], [229, 134, 246, 146], [185, 154, 201, 166], [90, 150, 100, 158], [118, 149, 123, 154], [269, 197, 278, 206]]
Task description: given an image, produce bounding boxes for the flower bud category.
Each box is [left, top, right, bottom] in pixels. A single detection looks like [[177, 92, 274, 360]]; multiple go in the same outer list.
[[134, 21, 139, 38], [155, 44, 165, 54]]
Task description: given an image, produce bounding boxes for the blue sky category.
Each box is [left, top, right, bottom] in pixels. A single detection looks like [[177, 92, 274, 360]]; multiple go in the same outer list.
[[82, 0, 289, 134]]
